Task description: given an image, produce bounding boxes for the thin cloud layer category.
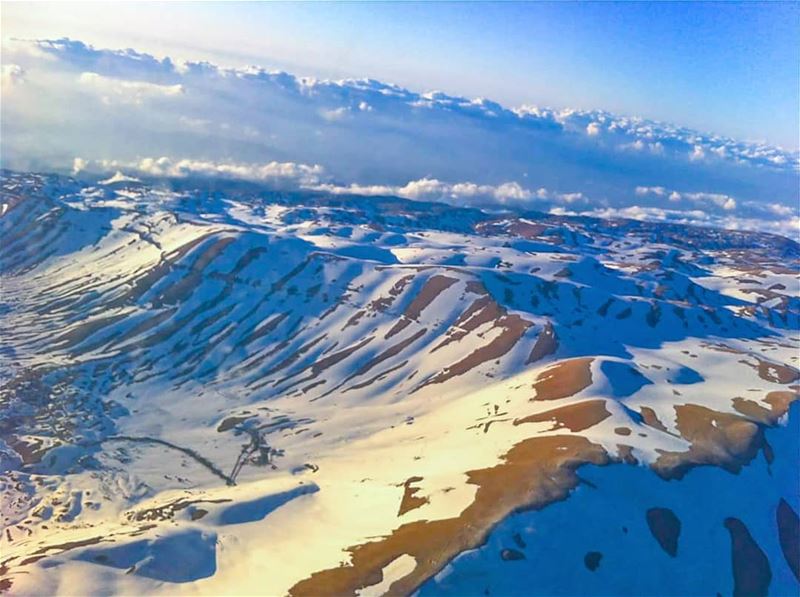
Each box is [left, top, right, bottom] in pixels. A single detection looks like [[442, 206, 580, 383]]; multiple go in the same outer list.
[[79, 157, 325, 187], [78, 72, 184, 105], [72, 156, 583, 207], [1, 38, 798, 236]]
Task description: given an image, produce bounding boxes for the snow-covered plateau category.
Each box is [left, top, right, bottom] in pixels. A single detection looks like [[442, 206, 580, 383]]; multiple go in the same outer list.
[[0, 169, 798, 596]]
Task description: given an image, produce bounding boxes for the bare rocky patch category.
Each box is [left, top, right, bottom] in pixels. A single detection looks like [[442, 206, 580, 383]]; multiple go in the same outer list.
[[531, 358, 594, 401], [526, 322, 558, 364], [397, 477, 429, 516], [289, 435, 608, 597], [654, 405, 763, 479], [421, 314, 532, 388], [514, 399, 611, 433]]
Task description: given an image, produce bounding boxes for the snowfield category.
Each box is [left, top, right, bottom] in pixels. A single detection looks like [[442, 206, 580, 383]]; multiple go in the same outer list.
[[0, 169, 798, 596]]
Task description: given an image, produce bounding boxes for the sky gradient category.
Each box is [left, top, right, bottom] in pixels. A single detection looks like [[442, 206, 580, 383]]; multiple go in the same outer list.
[[3, 1, 799, 149]]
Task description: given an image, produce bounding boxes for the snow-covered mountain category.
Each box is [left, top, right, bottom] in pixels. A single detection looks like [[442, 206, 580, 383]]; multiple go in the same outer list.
[[1, 169, 798, 596]]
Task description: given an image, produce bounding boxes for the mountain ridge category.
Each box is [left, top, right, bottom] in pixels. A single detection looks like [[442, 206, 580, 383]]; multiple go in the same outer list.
[[1, 169, 798, 595]]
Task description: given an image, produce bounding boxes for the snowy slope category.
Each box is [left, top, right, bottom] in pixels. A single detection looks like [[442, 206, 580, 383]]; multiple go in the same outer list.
[[1, 170, 798, 596]]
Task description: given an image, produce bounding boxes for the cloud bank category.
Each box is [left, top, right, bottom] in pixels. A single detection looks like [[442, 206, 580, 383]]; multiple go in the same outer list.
[[2, 38, 798, 237]]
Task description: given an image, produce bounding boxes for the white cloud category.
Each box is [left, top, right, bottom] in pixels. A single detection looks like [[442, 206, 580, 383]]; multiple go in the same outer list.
[[682, 191, 737, 210], [72, 157, 87, 175], [559, 192, 586, 204], [636, 185, 737, 211], [493, 182, 532, 202], [741, 200, 797, 219], [555, 204, 799, 238], [3, 39, 57, 61], [69, 153, 797, 238], [99, 171, 141, 185], [761, 202, 795, 217], [586, 122, 601, 136], [78, 71, 183, 104], [635, 186, 667, 196], [1, 38, 797, 239], [313, 177, 539, 205], [689, 145, 706, 161], [178, 116, 212, 131], [78, 156, 325, 187], [319, 107, 349, 122], [1, 64, 25, 87], [621, 140, 666, 155], [296, 173, 583, 207], [72, 159, 548, 207], [140, 157, 324, 185]]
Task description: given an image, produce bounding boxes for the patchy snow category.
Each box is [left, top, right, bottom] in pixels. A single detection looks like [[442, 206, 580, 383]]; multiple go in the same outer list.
[[1, 170, 798, 596]]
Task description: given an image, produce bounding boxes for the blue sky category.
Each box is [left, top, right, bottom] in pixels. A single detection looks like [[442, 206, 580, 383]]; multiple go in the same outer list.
[[4, 1, 798, 148], [2, 2, 798, 236]]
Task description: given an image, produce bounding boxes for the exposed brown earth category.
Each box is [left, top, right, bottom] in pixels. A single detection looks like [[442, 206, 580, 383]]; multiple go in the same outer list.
[[1, 523, 158, 587], [353, 329, 427, 380], [8, 437, 50, 465], [309, 337, 374, 376], [129, 497, 232, 523], [276, 336, 375, 388], [732, 388, 799, 425], [763, 390, 800, 415], [474, 219, 549, 239], [346, 361, 408, 392], [640, 407, 670, 433], [453, 296, 503, 332], [701, 343, 799, 385], [52, 312, 130, 350], [342, 310, 367, 330], [731, 398, 777, 425], [289, 435, 608, 597], [422, 315, 532, 387], [242, 312, 289, 346], [263, 335, 328, 379], [384, 317, 412, 340], [432, 295, 503, 353], [464, 280, 486, 294], [653, 404, 765, 479], [363, 275, 416, 315], [616, 444, 638, 465], [507, 220, 549, 238], [514, 399, 611, 432], [216, 415, 255, 433], [526, 322, 558, 364], [111, 307, 178, 348], [660, 389, 800, 479], [404, 275, 459, 321], [156, 236, 236, 306], [531, 358, 594, 401], [756, 360, 800, 385], [107, 233, 214, 308], [397, 477, 429, 516]]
